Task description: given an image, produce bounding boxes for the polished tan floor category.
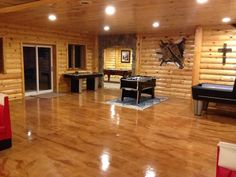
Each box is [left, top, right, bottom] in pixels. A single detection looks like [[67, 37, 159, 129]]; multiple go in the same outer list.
[[1, 89, 236, 177]]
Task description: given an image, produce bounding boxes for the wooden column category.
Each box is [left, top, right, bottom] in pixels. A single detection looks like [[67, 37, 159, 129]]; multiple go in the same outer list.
[[192, 26, 203, 85], [93, 35, 99, 72], [135, 34, 142, 75]]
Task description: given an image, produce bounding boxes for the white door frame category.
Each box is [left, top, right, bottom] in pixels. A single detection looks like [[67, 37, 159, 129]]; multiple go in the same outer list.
[[23, 45, 53, 96]]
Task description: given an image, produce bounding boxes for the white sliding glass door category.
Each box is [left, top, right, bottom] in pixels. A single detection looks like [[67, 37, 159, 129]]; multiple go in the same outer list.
[[23, 45, 53, 96]]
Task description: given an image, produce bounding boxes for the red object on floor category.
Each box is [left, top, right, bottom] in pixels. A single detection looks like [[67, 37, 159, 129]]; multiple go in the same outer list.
[[0, 94, 12, 151], [217, 142, 236, 177]]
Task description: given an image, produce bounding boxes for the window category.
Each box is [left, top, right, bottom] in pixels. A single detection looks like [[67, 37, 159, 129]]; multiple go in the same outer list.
[[0, 38, 4, 73], [68, 44, 86, 69]]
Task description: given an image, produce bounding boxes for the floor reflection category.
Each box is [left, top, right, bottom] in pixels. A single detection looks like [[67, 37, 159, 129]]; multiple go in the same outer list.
[[100, 150, 110, 172], [145, 166, 156, 177]]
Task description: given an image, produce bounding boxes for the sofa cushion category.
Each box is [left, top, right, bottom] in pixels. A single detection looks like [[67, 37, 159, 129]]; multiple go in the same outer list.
[[0, 126, 6, 136], [218, 166, 231, 177], [0, 105, 3, 126], [217, 166, 236, 177], [231, 171, 236, 177]]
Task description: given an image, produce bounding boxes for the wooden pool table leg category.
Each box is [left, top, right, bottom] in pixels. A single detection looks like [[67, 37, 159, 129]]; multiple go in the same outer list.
[[107, 74, 110, 82]]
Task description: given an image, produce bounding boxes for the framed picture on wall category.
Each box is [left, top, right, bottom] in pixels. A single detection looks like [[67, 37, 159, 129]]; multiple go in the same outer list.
[[121, 50, 131, 63]]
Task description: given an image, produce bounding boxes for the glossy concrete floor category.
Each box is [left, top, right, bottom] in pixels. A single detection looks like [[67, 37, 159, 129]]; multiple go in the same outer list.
[[1, 89, 236, 177]]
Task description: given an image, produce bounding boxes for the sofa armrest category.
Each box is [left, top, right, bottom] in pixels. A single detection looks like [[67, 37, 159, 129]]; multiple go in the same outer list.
[[218, 142, 236, 171], [217, 142, 236, 177], [0, 93, 7, 106]]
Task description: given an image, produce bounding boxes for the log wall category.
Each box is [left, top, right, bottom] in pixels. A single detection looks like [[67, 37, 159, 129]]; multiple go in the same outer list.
[[138, 26, 236, 99], [1, 23, 235, 100], [104, 47, 132, 81], [138, 33, 195, 98], [200, 26, 236, 85], [104, 48, 132, 70], [0, 23, 96, 99]]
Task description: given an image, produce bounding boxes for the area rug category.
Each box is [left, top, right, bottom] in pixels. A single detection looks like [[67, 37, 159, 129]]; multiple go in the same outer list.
[[105, 96, 168, 110], [31, 93, 66, 99]]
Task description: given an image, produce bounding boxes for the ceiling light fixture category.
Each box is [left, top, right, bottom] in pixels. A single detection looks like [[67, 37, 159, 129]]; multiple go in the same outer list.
[[222, 17, 231, 23], [105, 5, 116, 15], [104, 25, 110, 31], [196, 0, 208, 4], [152, 22, 160, 28], [48, 14, 57, 21]]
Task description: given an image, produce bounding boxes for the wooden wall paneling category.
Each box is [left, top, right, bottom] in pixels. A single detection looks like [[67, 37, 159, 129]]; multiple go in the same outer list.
[[98, 34, 137, 79], [104, 48, 116, 69], [116, 48, 132, 69], [104, 48, 116, 81], [139, 32, 195, 98], [104, 47, 133, 70], [104, 47, 133, 81], [0, 37, 5, 73], [84, 44, 87, 70], [57, 41, 68, 93], [192, 26, 203, 85], [0, 23, 96, 99], [93, 36, 98, 72], [135, 34, 142, 75], [200, 26, 236, 85], [20, 42, 25, 97], [3, 36, 23, 99], [115, 49, 119, 69], [53, 45, 58, 93]]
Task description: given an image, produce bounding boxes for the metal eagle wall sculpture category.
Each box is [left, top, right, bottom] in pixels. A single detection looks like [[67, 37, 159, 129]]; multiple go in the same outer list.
[[156, 38, 186, 69]]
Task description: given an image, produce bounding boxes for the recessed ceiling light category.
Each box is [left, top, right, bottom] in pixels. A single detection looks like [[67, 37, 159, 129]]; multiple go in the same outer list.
[[196, 0, 208, 4], [222, 17, 231, 23], [152, 22, 160, 28], [104, 25, 110, 31], [48, 14, 57, 21], [105, 5, 116, 15]]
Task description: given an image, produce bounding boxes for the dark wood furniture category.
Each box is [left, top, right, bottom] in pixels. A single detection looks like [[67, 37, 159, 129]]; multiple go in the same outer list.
[[120, 76, 156, 104], [192, 79, 236, 116], [103, 69, 132, 82], [64, 72, 103, 93]]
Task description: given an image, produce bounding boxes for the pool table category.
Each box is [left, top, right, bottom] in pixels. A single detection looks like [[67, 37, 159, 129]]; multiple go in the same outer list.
[[103, 69, 132, 82], [64, 72, 103, 93], [192, 79, 236, 116]]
